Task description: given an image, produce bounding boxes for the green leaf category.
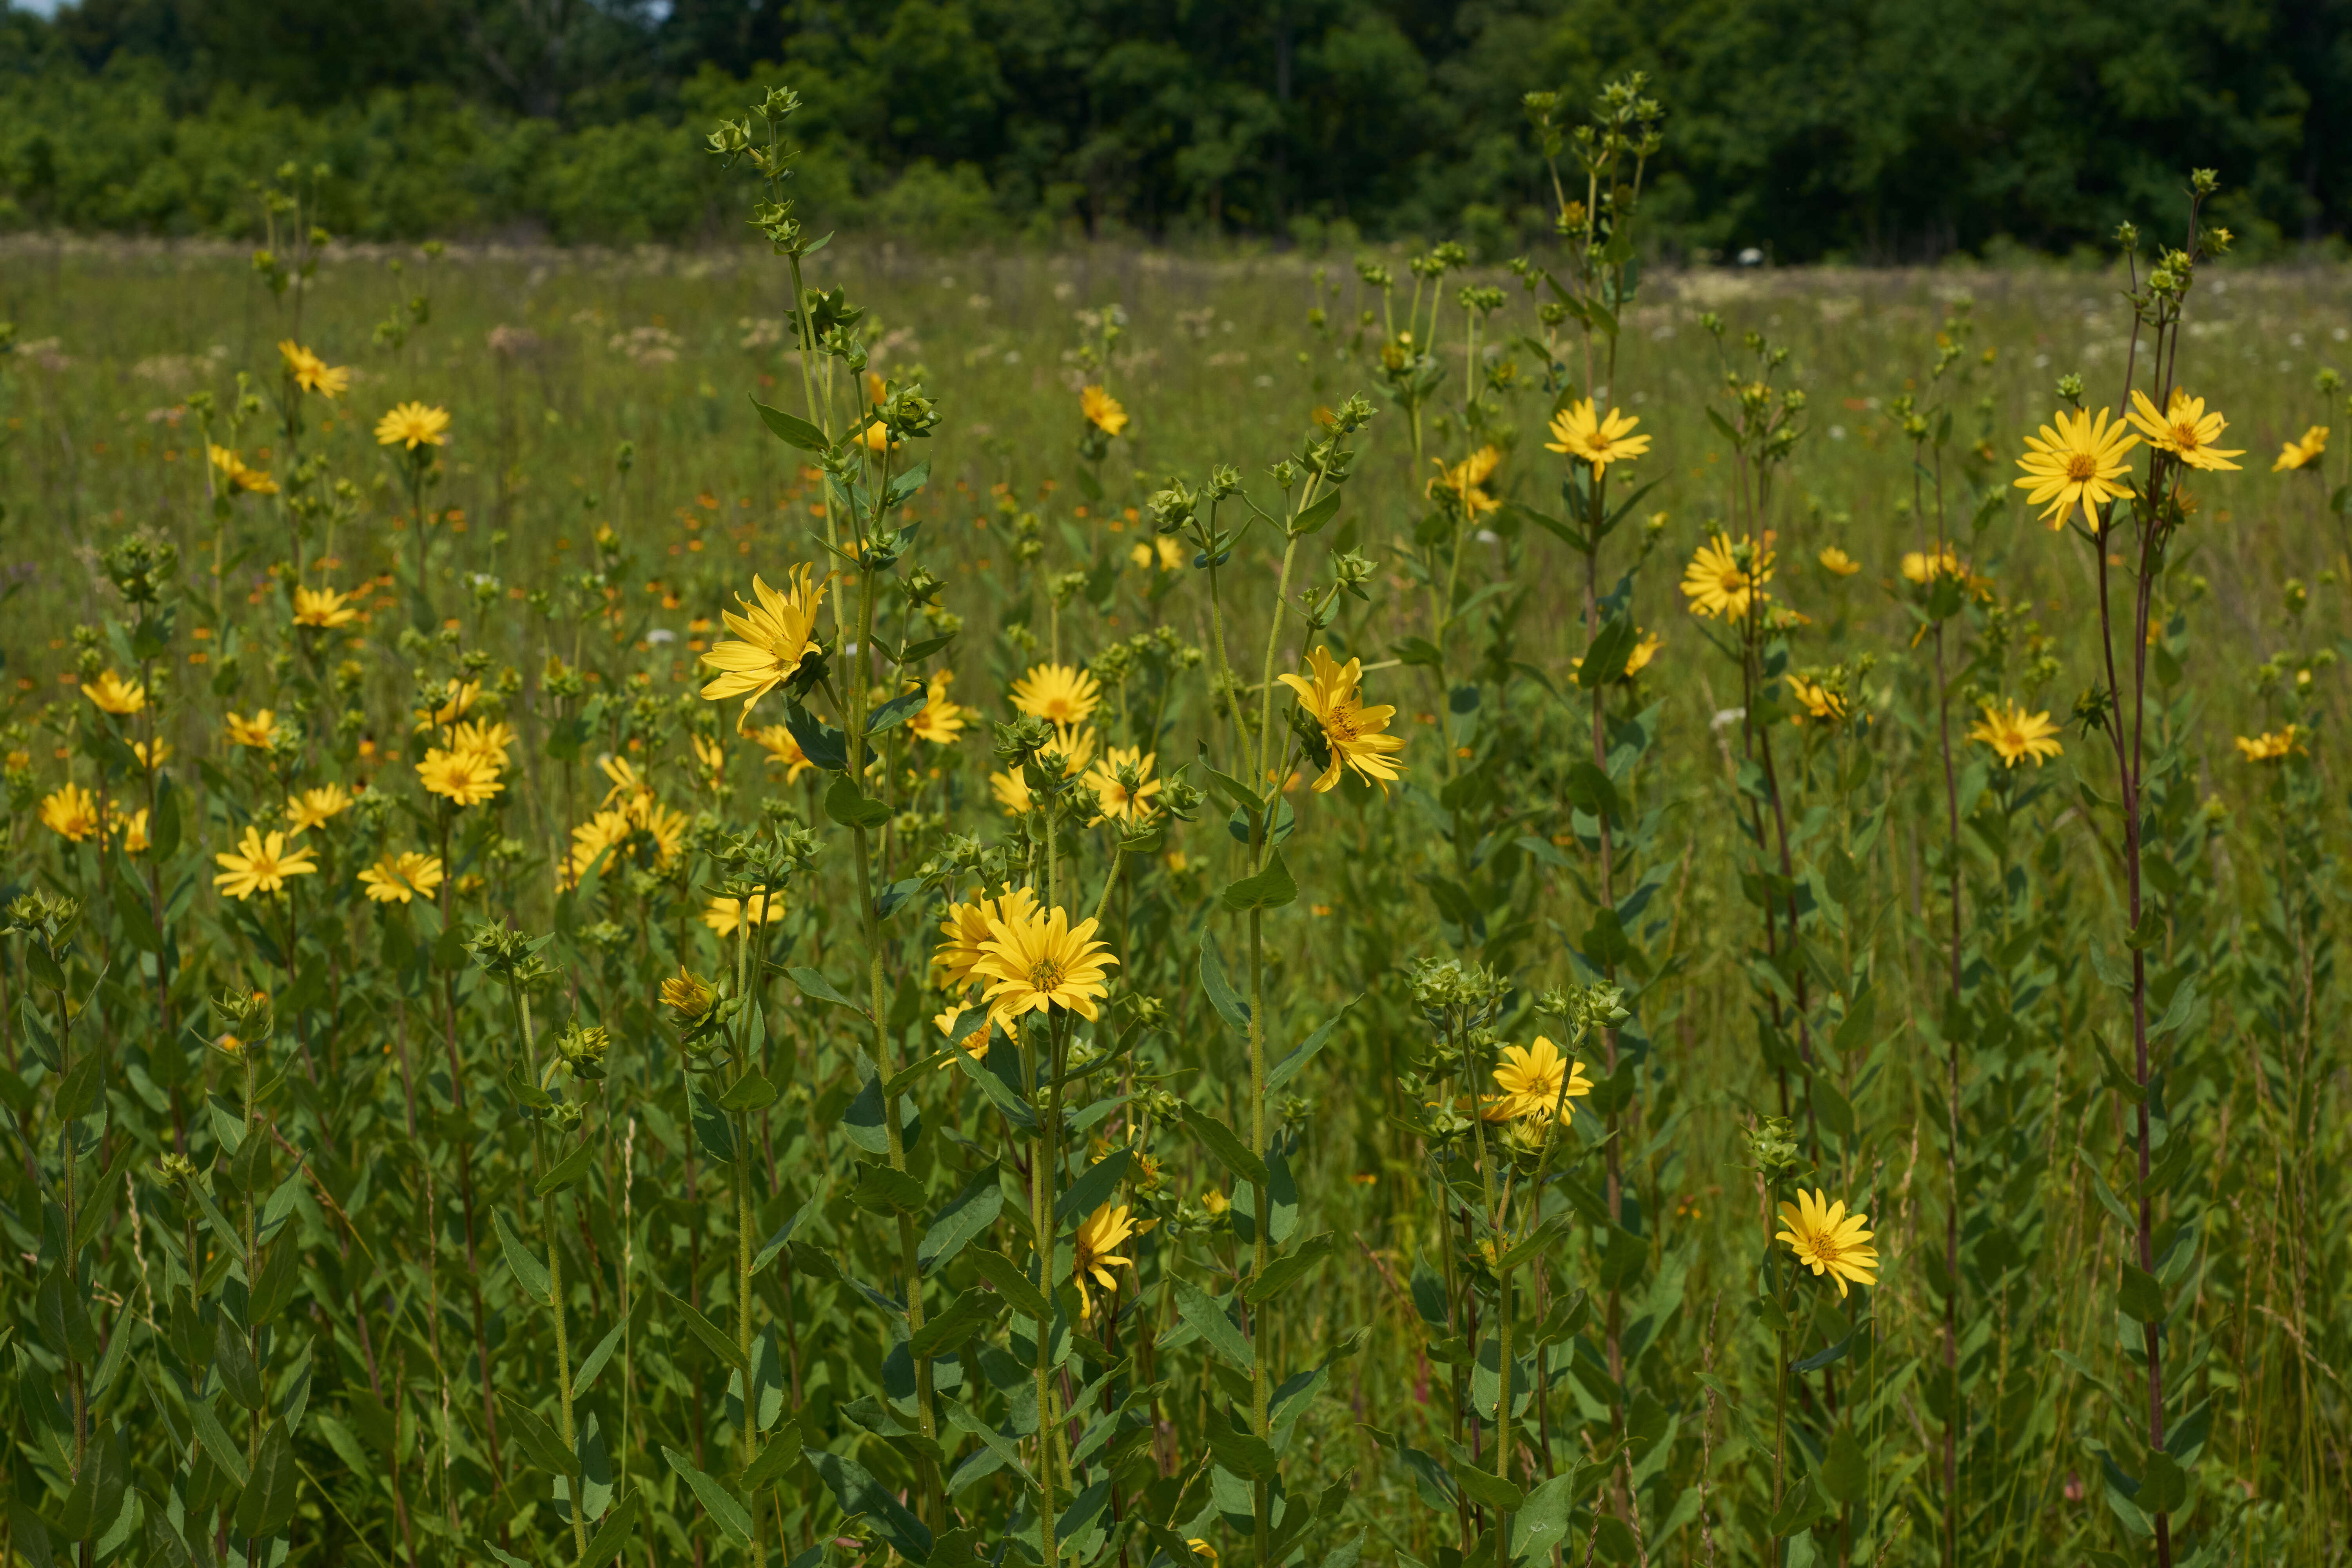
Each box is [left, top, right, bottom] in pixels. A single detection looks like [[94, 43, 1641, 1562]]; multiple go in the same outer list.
[[232, 1419, 298, 1539], [1245, 1231, 1336, 1304], [494, 1209, 552, 1305], [911, 1288, 1005, 1359], [662, 1445, 755, 1547], [789, 966, 866, 1015], [809, 1448, 935, 1562], [1053, 1145, 1132, 1226], [659, 1287, 750, 1372], [1183, 1102, 1270, 1189], [1575, 615, 1637, 689], [965, 1246, 1053, 1322], [1267, 995, 1361, 1091], [2078, 1149, 2137, 1230], [54, 1049, 107, 1123], [918, 1166, 1004, 1273], [534, 1136, 599, 1197], [942, 1397, 1034, 1487], [2138, 1450, 2187, 1515], [1198, 929, 1252, 1032], [2149, 976, 2199, 1039], [580, 1492, 645, 1563], [1452, 1462, 1524, 1513], [750, 398, 832, 453], [182, 1395, 250, 1490], [742, 1424, 806, 1489], [1822, 1420, 1867, 1504], [1203, 1419, 1279, 1480], [1290, 490, 1344, 537], [2091, 1033, 2147, 1104], [496, 1392, 579, 1477], [574, 1318, 626, 1401], [824, 775, 891, 829], [853, 1161, 926, 1215], [1168, 1276, 1255, 1370], [1221, 849, 1299, 913], [718, 1071, 778, 1112], [2117, 1263, 2167, 1324], [867, 687, 931, 735], [247, 1235, 303, 1327]]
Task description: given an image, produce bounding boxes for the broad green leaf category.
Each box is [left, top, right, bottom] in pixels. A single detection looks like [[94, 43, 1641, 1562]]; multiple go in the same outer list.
[[659, 1287, 749, 1372], [1183, 1103, 1270, 1189], [1222, 849, 1298, 913], [749, 398, 831, 452], [809, 1448, 934, 1561], [662, 1445, 754, 1546], [1244, 1231, 1336, 1304], [965, 1247, 1053, 1322], [494, 1209, 552, 1305], [534, 1135, 599, 1196]]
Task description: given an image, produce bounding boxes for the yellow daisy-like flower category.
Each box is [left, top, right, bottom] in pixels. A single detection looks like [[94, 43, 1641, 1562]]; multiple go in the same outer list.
[[1083, 745, 1161, 822], [375, 401, 451, 450], [278, 339, 350, 398], [1681, 533, 1774, 619], [1492, 1036, 1593, 1124], [416, 746, 504, 806], [209, 444, 278, 495], [2273, 425, 2328, 473], [132, 739, 172, 771], [971, 896, 1120, 1029], [987, 724, 1097, 816], [413, 679, 479, 731], [1968, 700, 2062, 768], [1544, 398, 1651, 474], [689, 733, 728, 790], [1788, 677, 1847, 724], [703, 891, 786, 939], [750, 724, 814, 783], [907, 673, 969, 746], [2013, 408, 2138, 528], [932, 1001, 992, 1069], [1817, 547, 1861, 577], [1429, 446, 1503, 516], [357, 852, 445, 904], [447, 719, 516, 767], [1900, 546, 1964, 585], [1072, 1200, 1139, 1319], [933, 886, 1042, 991], [1082, 385, 1129, 437], [2125, 388, 2242, 472], [1278, 646, 1408, 795], [2234, 726, 2301, 762], [40, 783, 102, 842], [105, 801, 150, 854], [81, 670, 147, 716], [292, 585, 360, 629], [285, 784, 354, 833], [568, 809, 637, 881], [1008, 662, 1103, 726], [223, 710, 280, 749], [1775, 1188, 1880, 1298], [699, 564, 828, 732], [213, 827, 318, 900]]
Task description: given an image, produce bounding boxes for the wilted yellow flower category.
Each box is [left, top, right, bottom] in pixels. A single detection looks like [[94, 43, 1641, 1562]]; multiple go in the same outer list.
[[2234, 726, 2301, 762], [1775, 1188, 1880, 1298], [223, 710, 280, 749], [1681, 534, 1774, 619], [1968, 700, 2062, 768], [81, 670, 147, 716], [1279, 647, 1408, 795], [1788, 677, 1847, 724], [375, 401, 451, 450], [751, 724, 814, 783], [699, 564, 827, 731], [1008, 662, 1103, 726], [1083, 745, 1161, 822], [703, 891, 786, 939], [292, 585, 360, 629], [660, 965, 717, 1018], [284, 784, 354, 833], [2274, 425, 2328, 472], [1072, 1200, 1138, 1318], [1429, 446, 1503, 515], [357, 852, 445, 904], [278, 339, 350, 398], [1545, 398, 1650, 473], [2125, 388, 2241, 472], [1082, 385, 1129, 436], [1817, 547, 1861, 577], [40, 783, 102, 842], [971, 895, 1118, 1029], [417, 746, 504, 806], [2013, 408, 2138, 528], [1492, 1036, 1593, 1123], [213, 827, 318, 900]]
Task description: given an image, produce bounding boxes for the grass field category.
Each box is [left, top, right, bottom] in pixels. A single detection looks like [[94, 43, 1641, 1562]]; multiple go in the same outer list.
[[0, 199, 2347, 1568]]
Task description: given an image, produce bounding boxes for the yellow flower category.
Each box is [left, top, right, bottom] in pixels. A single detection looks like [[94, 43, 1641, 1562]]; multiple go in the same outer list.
[[1788, 677, 1847, 724], [908, 673, 969, 745], [1082, 385, 1129, 436], [567, 809, 637, 881], [1681, 534, 1774, 619], [417, 746, 505, 806], [933, 1002, 992, 1070], [1544, 399, 1651, 473], [1008, 662, 1103, 726], [1072, 1200, 1138, 1319], [213, 827, 318, 900], [2125, 388, 2242, 473], [81, 670, 147, 716], [132, 739, 172, 770], [971, 895, 1119, 1029], [1817, 547, 1861, 577], [1775, 1188, 1880, 1298], [1968, 700, 2062, 768], [292, 585, 360, 629], [1278, 647, 1408, 795], [1187, 1541, 1219, 1568], [1083, 745, 1161, 822], [1428, 446, 1503, 516], [1900, 546, 1964, 585], [2234, 726, 2301, 762], [278, 340, 350, 398], [209, 444, 278, 495], [933, 886, 1042, 991], [357, 852, 445, 904], [699, 564, 828, 731], [751, 724, 814, 783], [690, 733, 728, 788], [40, 784, 102, 842], [1131, 537, 1186, 571], [988, 724, 1096, 815], [375, 401, 451, 450], [703, 891, 786, 939], [447, 719, 516, 767], [660, 965, 718, 1018], [2013, 407, 2138, 528], [1492, 1036, 1593, 1123], [105, 801, 150, 854], [2274, 425, 2328, 472], [285, 784, 354, 833], [413, 679, 479, 731], [223, 710, 280, 749]]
